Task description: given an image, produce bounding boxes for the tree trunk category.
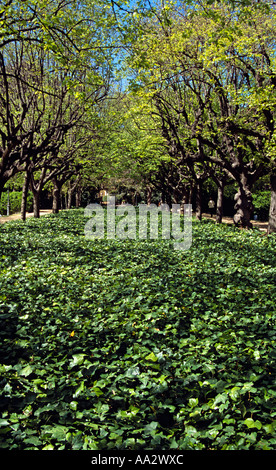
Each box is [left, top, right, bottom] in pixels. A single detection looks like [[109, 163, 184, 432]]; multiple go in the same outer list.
[[33, 191, 40, 218], [0, 182, 4, 208], [75, 188, 82, 207], [21, 170, 30, 221], [146, 186, 152, 205], [30, 167, 46, 219], [268, 173, 276, 234], [67, 189, 73, 209], [233, 177, 253, 229], [216, 182, 224, 224], [67, 175, 81, 209], [182, 187, 189, 205], [52, 178, 61, 214], [195, 182, 202, 220], [188, 185, 193, 205]]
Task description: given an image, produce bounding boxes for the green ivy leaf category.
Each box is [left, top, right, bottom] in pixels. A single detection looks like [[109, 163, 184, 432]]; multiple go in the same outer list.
[[244, 418, 262, 430], [145, 352, 158, 362], [73, 381, 86, 398], [69, 354, 86, 368], [19, 365, 34, 377]]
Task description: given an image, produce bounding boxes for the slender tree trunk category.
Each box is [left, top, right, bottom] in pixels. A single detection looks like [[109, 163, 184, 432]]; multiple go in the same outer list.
[[146, 186, 152, 205], [188, 185, 193, 205], [52, 178, 61, 214], [30, 167, 46, 218], [268, 173, 276, 234], [0, 176, 9, 207], [75, 188, 82, 207], [182, 187, 189, 205], [216, 182, 224, 224], [233, 176, 253, 229], [67, 189, 73, 209], [0, 182, 4, 209], [166, 192, 172, 207], [67, 175, 81, 209], [21, 169, 30, 221], [195, 182, 202, 220]]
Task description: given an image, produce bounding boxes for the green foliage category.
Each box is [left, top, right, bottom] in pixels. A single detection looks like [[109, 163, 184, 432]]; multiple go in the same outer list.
[[0, 210, 275, 450], [0, 192, 32, 216], [252, 191, 271, 221]]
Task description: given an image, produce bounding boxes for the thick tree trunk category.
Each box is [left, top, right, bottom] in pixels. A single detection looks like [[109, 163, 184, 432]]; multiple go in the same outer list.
[[195, 182, 202, 220], [21, 170, 30, 221], [33, 191, 40, 218], [216, 182, 224, 224], [233, 177, 253, 229], [268, 173, 276, 234]]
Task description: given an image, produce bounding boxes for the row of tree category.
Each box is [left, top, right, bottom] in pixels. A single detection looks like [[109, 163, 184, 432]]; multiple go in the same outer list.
[[107, 0, 276, 232], [0, 0, 119, 219], [0, 0, 276, 233]]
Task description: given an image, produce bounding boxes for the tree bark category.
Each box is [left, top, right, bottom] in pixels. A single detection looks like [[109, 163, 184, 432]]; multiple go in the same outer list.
[[268, 173, 276, 234], [146, 186, 152, 205], [0, 180, 5, 206], [33, 191, 40, 218], [52, 178, 61, 214], [30, 167, 46, 218], [195, 182, 202, 220], [67, 189, 73, 209], [67, 175, 81, 209], [75, 188, 82, 207], [21, 169, 31, 221], [160, 189, 166, 204], [233, 177, 253, 229], [188, 185, 193, 205], [216, 181, 224, 224]]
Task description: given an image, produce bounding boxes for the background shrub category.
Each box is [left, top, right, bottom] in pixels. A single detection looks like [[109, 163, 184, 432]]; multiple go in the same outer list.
[[0, 191, 32, 216], [252, 191, 271, 221]]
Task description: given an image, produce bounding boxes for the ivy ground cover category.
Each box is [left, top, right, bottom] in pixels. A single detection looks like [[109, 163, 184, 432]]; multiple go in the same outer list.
[[0, 209, 275, 450]]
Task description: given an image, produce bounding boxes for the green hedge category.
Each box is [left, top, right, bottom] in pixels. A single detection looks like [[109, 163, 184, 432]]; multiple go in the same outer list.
[[252, 191, 271, 221], [0, 191, 32, 216]]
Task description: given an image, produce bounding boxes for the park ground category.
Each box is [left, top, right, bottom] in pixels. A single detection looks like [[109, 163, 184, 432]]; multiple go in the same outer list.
[[0, 209, 275, 450], [0, 209, 269, 232]]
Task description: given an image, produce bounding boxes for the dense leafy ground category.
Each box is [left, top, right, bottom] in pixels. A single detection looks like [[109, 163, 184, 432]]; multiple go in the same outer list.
[[0, 209, 275, 450]]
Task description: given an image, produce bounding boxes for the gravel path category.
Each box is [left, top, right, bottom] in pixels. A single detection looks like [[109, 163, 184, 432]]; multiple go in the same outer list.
[[0, 209, 53, 224], [202, 213, 268, 232], [0, 208, 268, 232]]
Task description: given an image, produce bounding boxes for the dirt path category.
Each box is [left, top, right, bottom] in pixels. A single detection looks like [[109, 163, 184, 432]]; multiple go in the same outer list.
[[0, 208, 269, 232], [202, 213, 268, 232], [0, 209, 52, 224]]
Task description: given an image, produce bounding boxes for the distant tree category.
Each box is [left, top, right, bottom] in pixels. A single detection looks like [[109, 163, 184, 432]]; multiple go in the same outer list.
[[125, 0, 276, 229]]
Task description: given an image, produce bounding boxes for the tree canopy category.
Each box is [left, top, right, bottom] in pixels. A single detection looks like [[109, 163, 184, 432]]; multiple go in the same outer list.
[[0, 0, 275, 231]]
